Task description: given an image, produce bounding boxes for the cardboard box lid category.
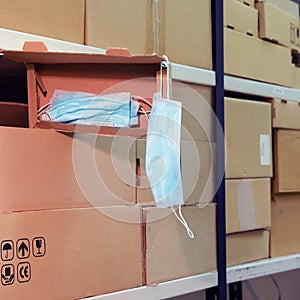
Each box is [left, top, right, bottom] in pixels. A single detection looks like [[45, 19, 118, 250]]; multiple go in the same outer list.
[[226, 178, 271, 234], [2, 48, 164, 65], [273, 129, 300, 192]]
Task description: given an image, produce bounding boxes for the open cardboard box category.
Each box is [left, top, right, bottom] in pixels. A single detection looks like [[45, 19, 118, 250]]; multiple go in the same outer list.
[[2, 42, 164, 136]]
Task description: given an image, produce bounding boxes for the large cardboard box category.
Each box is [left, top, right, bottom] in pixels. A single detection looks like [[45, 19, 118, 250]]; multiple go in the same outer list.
[[226, 178, 271, 234], [268, 98, 300, 130], [271, 194, 300, 257], [143, 204, 216, 285], [256, 2, 300, 50], [0, 0, 85, 44], [225, 28, 293, 87], [236, 0, 255, 8], [225, 98, 272, 179], [0, 126, 136, 211], [227, 230, 270, 266], [136, 139, 215, 205], [85, 0, 212, 70], [273, 129, 300, 192], [0, 206, 142, 299], [224, 0, 258, 37]]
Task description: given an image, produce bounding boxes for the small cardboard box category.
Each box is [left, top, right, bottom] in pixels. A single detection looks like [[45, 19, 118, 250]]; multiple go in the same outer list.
[[224, 0, 258, 37], [136, 139, 215, 205], [225, 28, 293, 87], [226, 178, 271, 234], [225, 98, 272, 179], [256, 1, 300, 50], [227, 230, 270, 266], [0, 206, 142, 299], [0, 0, 85, 44], [268, 98, 300, 130], [143, 204, 216, 285], [271, 193, 300, 257], [273, 129, 300, 192], [0, 126, 136, 211], [85, 0, 212, 70], [256, 0, 299, 18]]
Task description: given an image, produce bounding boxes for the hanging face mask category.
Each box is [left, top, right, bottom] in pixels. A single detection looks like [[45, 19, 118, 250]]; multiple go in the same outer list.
[[40, 90, 140, 127], [145, 92, 184, 208]]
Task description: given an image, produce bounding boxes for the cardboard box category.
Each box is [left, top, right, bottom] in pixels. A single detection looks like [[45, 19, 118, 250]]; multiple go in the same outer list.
[[268, 98, 300, 130], [236, 0, 255, 8], [226, 178, 271, 234], [224, 0, 258, 36], [0, 126, 136, 211], [271, 194, 300, 257], [256, 0, 299, 18], [292, 66, 300, 89], [136, 139, 215, 205], [85, 0, 212, 70], [273, 129, 300, 192], [225, 98, 272, 179], [0, 0, 85, 44], [256, 2, 300, 50], [0, 206, 142, 299], [3, 48, 162, 131], [224, 28, 293, 87], [143, 204, 216, 285], [227, 230, 270, 266]]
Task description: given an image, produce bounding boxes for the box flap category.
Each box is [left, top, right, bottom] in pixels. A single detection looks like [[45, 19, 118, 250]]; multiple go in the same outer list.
[[1, 50, 163, 65]]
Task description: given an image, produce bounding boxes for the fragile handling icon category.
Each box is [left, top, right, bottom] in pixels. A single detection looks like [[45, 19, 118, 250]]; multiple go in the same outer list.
[[1, 264, 15, 286]]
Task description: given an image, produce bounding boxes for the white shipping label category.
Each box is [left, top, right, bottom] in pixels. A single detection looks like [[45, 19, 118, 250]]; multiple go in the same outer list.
[[260, 134, 271, 166]]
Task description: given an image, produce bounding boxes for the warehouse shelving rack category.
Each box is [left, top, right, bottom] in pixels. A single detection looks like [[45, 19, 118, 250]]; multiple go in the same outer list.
[[1, 0, 300, 297]]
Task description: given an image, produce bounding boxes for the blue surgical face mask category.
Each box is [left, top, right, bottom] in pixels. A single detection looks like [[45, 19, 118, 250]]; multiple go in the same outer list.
[[145, 92, 184, 208], [41, 90, 139, 127]]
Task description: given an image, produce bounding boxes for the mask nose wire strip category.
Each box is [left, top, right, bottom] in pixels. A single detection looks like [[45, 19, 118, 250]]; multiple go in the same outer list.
[[171, 206, 195, 239]]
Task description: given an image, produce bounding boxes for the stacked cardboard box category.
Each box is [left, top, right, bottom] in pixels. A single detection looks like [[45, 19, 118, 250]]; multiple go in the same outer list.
[[267, 99, 300, 257], [225, 97, 272, 266], [225, 0, 294, 87], [0, 49, 218, 298]]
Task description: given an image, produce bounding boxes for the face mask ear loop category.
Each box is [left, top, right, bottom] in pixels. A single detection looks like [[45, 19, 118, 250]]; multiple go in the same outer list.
[[171, 205, 195, 239], [162, 55, 170, 99], [160, 61, 164, 97]]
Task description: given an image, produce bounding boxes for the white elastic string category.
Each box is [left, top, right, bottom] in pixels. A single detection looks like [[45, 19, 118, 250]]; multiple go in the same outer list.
[[133, 95, 153, 108], [171, 205, 195, 239], [162, 55, 170, 99], [139, 107, 149, 120]]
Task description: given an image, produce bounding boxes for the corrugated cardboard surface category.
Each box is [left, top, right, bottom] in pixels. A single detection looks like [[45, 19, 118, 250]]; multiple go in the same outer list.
[[224, 0, 258, 36], [273, 129, 300, 192], [256, 2, 300, 50], [224, 28, 293, 87], [293, 66, 300, 89], [85, 0, 212, 70], [256, 0, 299, 18], [0, 207, 142, 299], [0, 127, 136, 211], [0, 0, 85, 44], [236, 0, 255, 8], [268, 98, 300, 130], [225, 98, 272, 179], [271, 194, 300, 257], [136, 139, 215, 205], [227, 230, 270, 266], [226, 178, 271, 234], [143, 204, 216, 285]]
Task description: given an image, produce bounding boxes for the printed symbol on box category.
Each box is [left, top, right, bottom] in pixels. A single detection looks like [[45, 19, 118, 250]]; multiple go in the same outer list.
[[1, 264, 15, 285], [17, 262, 31, 283], [17, 238, 30, 259], [1, 240, 14, 261], [32, 237, 46, 257]]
